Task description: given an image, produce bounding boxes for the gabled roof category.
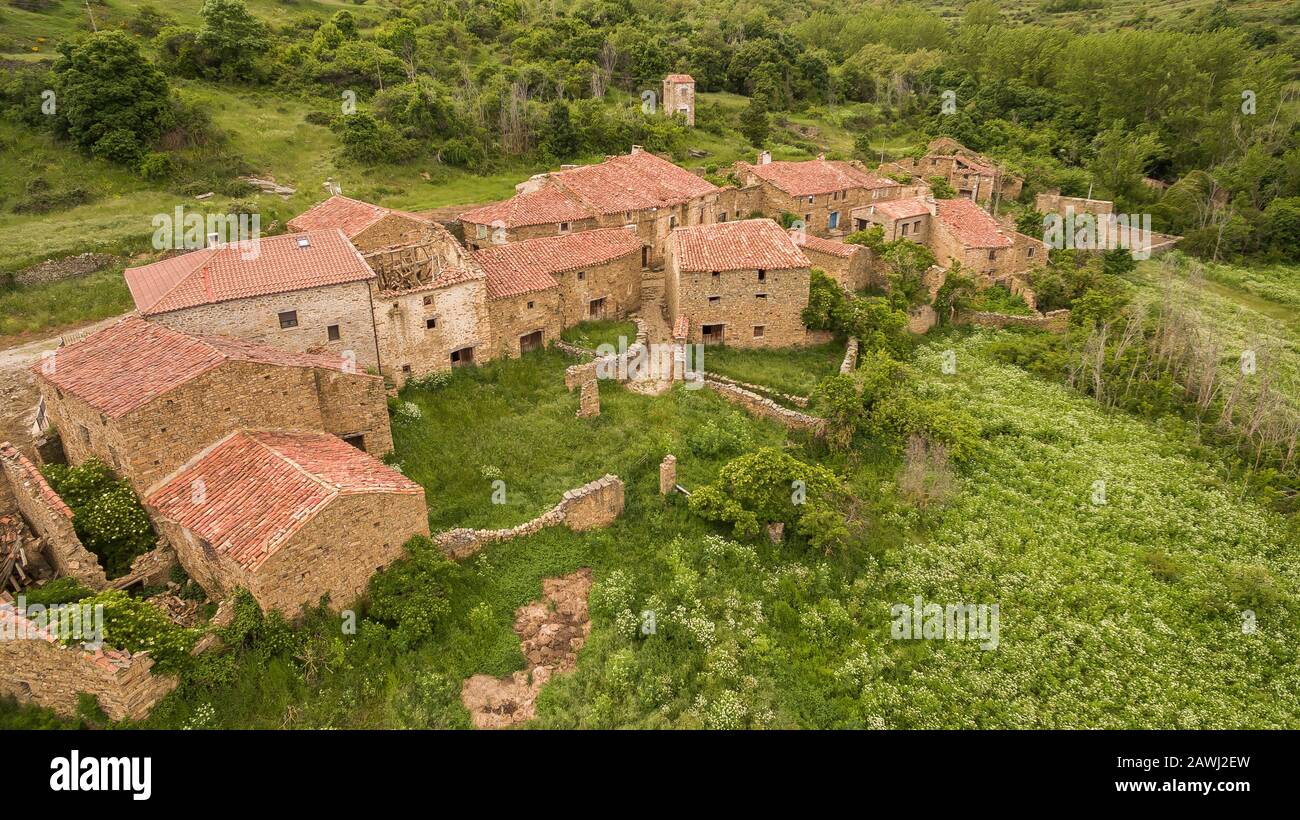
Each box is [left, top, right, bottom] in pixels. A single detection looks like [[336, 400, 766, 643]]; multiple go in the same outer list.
[[741, 158, 899, 197], [673, 219, 809, 272], [32, 316, 364, 418], [287, 195, 428, 237], [868, 197, 934, 220], [124, 229, 374, 316], [145, 430, 422, 572], [549, 150, 718, 214], [934, 198, 1014, 248], [472, 228, 642, 300], [459, 186, 595, 228], [789, 230, 859, 258]]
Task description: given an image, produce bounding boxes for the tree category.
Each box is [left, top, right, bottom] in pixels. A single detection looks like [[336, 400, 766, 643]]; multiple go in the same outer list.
[[53, 31, 173, 166], [195, 0, 269, 81], [543, 101, 580, 160], [927, 175, 957, 198], [932, 263, 978, 322], [739, 97, 770, 147], [881, 239, 936, 306]]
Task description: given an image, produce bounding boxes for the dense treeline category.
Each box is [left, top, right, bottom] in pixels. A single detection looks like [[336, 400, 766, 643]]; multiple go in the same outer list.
[[1, 0, 1298, 260]]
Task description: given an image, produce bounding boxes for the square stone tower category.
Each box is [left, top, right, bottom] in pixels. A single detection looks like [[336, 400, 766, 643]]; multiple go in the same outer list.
[[662, 74, 695, 127]]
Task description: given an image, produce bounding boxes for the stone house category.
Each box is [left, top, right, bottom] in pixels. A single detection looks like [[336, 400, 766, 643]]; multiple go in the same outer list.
[[287, 195, 435, 253], [124, 229, 381, 371], [473, 228, 643, 358], [906, 138, 1023, 205], [666, 219, 812, 349], [851, 196, 934, 243], [1034, 190, 1114, 218], [146, 429, 428, 616], [733, 153, 903, 238], [32, 316, 392, 493], [662, 74, 695, 126], [929, 197, 1047, 279], [460, 147, 725, 268], [789, 230, 876, 292]]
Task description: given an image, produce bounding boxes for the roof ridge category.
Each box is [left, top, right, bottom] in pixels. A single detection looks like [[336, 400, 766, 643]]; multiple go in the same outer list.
[[135, 247, 220, 314], [237, 431, 341, 560]]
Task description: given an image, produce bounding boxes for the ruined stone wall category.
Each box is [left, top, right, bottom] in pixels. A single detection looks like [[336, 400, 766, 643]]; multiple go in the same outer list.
[[351, 213, 435, 253], [956, 308, 1070, 332], [704, 381, 825, 434], [0, 605, 178, 722], [373, 279, 491, 388], [804, 244, 874, 292], [907, 304, 938, 334], [840, 337, 859, 374], [553, 250, 642, 329], [487, 290, 563, 360], [153, 518, 253, 606], [248, 490, 428, 616], [462, 218, 602, 248], [150, 280, 379, 370], [672, 264, 810, 349], [434, 475, 624, 559], [313, 368, 394, 456], [1035, 193, 1113, 217], [0, 443, 107, 589], [928, 222, 1044, 281]]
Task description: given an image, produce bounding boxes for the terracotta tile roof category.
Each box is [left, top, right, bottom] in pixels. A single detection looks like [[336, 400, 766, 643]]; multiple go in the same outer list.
[[868, 197, 934, 220], [287, 195, 428, 237], [32, 316, 365, 418], [0, 442, 72, 519], [743, 158, 899, 197], [459, 186, 595, 228], [935, 198, 1014, 248], [665, 74, 694, 83], [673, 219, 810, 272], [789, 230, 858, 258], [124, 229, 374, 316], [473, 228, 641, 300], [145, 430, 422, 572], [550, 150, 718, 214]]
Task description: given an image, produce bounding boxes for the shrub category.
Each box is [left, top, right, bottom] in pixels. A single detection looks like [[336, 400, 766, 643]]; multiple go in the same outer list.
[[42, 458, 156, 577], [79, 589, 198, 672], [139, 151, 177, 182], [365, 536, 456, 649]]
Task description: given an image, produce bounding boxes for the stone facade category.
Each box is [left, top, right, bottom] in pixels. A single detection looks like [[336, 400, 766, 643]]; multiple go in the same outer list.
[[1035, 192, 1114, 217], [733, 155, 904, 239], [372, 279, 492, 386], [151, 280, 381, 371], [792, 232, 876, 292], [662, 74, 696, 126], [433, 475, 625, 560], [553, 250, 642, 328], [0, 605, 178, 722], [669, 264, 811, 349], [39, 357, 392, 494], [0, 443, 108, 589], [487, 290, 563, 360], [577, 377, 601, 418]]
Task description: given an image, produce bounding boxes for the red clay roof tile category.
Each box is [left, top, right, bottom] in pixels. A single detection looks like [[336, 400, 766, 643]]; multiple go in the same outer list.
[[287, 195, 428, 237], [551, 150, 718, 214], [124, 229, 374, 316], [32, 316, 367, 418], [934, 198, 1013, 248], [145, 430, 422, 572], [673, 219, 809, 272], [788, 230, 859, 258], [743, 158, 899, 197], [472, 228, 642, 299], [459, 186, 595, 228]]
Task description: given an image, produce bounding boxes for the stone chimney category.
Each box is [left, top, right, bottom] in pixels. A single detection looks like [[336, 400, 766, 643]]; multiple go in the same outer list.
[[759, 150, 772, 166], [630, 145, 644, 154], [817, 153, 826, 161]]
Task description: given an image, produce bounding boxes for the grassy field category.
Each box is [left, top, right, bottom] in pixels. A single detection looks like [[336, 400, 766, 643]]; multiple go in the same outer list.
[[701, 340, 847, 396], [559, 319, 639, 350], [0, 267, 133, 339]]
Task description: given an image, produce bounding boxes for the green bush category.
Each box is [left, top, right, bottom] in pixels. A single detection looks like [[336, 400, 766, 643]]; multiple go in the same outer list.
[[41, 458, 156, 577], [364, 536, 456, 649]]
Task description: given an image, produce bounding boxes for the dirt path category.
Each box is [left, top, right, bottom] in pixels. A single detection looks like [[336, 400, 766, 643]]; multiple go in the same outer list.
[[0, 315, 124, 452], [460, 568, 592, 729]]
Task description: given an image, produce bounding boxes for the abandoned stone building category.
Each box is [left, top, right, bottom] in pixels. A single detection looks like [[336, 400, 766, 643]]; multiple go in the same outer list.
[[32, 315, 393, 493], [473, 228, 644, 359], [146, 429, 428, 616], [1034, 190, 1114, 218], [852, 195, 935, 243], [733, 153, 904, 238], [666, 219, 812, 348], [891, 137, 1024, 205], [287, 195, 436, 253], [662, 74, 696, 126], [124, 228, 381, 370], [459, 146, 732, 267], [789, 230, 876, 292]]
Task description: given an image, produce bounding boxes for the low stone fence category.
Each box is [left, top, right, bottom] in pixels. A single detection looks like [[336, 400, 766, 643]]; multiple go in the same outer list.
[[0, 443, 108, 589], [556, 339, 598, 359], [705, 380, 825, 435], [434, 475, 625, 559], [839, 337, 859, 374], [12, 253, 118, 286], [0, 604, 178, 721], [700, 371, 809, 408], [955, 308, 1070, 333]]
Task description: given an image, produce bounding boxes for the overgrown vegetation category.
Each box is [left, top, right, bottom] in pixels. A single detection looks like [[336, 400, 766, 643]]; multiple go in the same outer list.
[[41, 457, 156, 577]]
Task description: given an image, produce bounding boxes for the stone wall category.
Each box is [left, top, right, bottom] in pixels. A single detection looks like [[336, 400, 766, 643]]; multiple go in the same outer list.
[[700, 370, 809, 408], [552, 250, 642, 328], [802, 243, 875, 292], [956, 308, 1070, 332], [314, 368, 395, 456], [150, 280, 380, 371], [486, 289, 563, 361], [13, 253, 118, 286], [907, 304, 938, 334], [0, 604, 177, 722], [704, 380, 825, 434], [372, 278, 491, 388], [433, 475, 624, 559], [0, 442, 107, 589], [1035, 193, 1113, 217], [659, 454, 677, 495], [839, 337, 859, 374], [350, 213, 436, 253]]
